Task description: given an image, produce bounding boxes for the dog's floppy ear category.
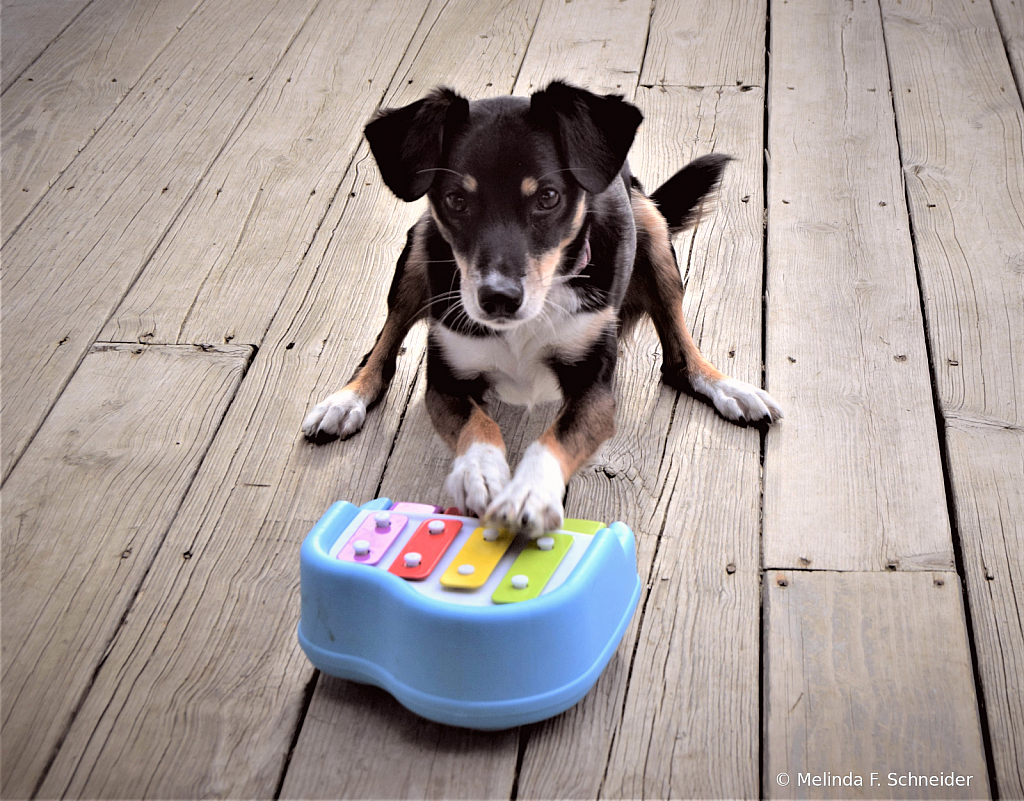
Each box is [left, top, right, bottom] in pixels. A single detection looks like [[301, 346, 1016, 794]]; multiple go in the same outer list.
[[365, 88, 469, 201], [530, 81, 643, 194]]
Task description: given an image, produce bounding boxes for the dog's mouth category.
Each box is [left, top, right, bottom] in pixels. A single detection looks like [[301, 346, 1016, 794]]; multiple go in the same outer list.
[[477, 315, 526, 331]]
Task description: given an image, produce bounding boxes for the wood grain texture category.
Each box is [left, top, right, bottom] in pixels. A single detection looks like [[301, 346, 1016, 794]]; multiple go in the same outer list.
[[882, 0, 1024, 428], [383, 0, 537, 108], [5, 0, 1022, 797], [280, 676, 518, 800], [945, 417, 1024, 798], [513, 0, 652, 96], [1, 0, 200, 241], [98, 0, 427, 346], [639, 0, 766, 87], [763, 571, 989, 799], [0, 343, 250, 799], [0, 0, 93, 91], [0, 0, 320, 482], [763, 0, 951, 572], [599, 421, 761, 801]]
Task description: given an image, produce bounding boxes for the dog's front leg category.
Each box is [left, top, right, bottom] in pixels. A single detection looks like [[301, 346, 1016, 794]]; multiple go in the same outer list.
[[303, 222, 428, 443], [426, 385, 511, 519], [487, 384, 615, 537], [487, 337, 617, 537]]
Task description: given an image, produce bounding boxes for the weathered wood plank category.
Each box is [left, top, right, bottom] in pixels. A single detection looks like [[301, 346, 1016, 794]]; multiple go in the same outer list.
[[591, 84, 764, 801], [283, 676, 519, 799], [99, 0, 427, 346], [0, 0, 93, 91], [882, 4, 1024, 792], [384, 0, 536, 106], [513, 0, 652, 96], [1, 0, 200, 241], [762, 0, 951, 572], [596, 456, 759, 800], [639, 0, 766, 88], [601, 483, 760, 801], [42, 1, 542, 796], [882, 0, 1024, 429], [0, 0, 320, 482], [945, 417, 1024, 799], [763, 571, 989, 799], [0, 343, 250, 799]]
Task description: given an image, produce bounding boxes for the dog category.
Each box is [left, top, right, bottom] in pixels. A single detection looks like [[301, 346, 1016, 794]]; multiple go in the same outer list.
[[302, 81, 782, 537]]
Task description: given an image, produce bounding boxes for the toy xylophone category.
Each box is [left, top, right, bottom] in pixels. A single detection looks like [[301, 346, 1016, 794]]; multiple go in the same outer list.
[[297, 498, 641, 729]]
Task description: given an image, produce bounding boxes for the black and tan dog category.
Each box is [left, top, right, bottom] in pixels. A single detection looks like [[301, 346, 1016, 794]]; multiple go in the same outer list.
[[303, 81, 782, 536]]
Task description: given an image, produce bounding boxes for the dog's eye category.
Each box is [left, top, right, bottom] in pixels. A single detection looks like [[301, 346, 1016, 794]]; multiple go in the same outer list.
[[444, 192, 468, 213], [536, 188, 560, 211]]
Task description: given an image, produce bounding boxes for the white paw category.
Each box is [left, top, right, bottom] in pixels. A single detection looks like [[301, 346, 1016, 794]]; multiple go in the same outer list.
[[694, 374, 783, 424], [302, 390, 367, 441], [485, 442, 565, 537], [445, 442, 510, 518]]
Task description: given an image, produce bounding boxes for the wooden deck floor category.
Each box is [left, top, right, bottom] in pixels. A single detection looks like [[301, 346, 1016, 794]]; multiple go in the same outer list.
[[2, 0, 1022, 798]]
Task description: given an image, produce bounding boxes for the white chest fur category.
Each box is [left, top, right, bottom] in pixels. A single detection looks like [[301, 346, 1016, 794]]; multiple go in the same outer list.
[[435, 299, 611, 407]]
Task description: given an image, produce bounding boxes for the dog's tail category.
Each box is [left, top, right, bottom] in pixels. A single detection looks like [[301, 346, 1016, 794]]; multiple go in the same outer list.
[[648, 153, 732, 234]]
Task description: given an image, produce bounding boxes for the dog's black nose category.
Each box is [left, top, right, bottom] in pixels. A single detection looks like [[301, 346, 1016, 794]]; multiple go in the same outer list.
[[477, 280, 523, 317]]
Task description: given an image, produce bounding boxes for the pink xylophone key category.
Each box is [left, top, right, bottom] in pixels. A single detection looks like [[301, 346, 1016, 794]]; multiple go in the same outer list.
[[336, 511, 408, 565]]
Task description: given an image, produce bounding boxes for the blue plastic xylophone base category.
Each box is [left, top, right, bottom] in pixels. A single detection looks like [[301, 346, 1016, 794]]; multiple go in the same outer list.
[[297, 498, 641, 730]]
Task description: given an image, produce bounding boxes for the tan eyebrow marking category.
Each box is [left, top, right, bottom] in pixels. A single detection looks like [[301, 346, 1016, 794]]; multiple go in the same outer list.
[[462, 174, 478, 192], [521, 176, 538, 196]]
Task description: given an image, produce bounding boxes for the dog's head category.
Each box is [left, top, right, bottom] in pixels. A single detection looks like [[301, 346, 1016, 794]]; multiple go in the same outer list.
[[365, 82, 642, 329]]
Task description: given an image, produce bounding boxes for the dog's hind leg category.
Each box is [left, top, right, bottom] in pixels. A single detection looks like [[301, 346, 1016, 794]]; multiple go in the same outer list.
[[302, 220, 429, 443], [626, 182, 783, 425]]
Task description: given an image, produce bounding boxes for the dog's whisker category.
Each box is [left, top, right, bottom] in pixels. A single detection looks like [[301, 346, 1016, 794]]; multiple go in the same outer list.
[[543, 272, 591, 287], [446, 305, 475, 336], [413, 286, 468, 321], [419, 293, 465, 322], [539, 312, 559, 339]]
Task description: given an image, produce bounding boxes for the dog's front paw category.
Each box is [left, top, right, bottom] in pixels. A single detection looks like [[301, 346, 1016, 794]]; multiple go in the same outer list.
[[445, 443, 510, 519], [695, 375, 783, 425], [302, 390, 367, 442], [485, 442, 565, 537]]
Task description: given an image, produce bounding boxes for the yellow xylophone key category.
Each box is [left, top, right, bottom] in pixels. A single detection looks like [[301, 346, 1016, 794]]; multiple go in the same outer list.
[[440, 526, 515, 589]]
